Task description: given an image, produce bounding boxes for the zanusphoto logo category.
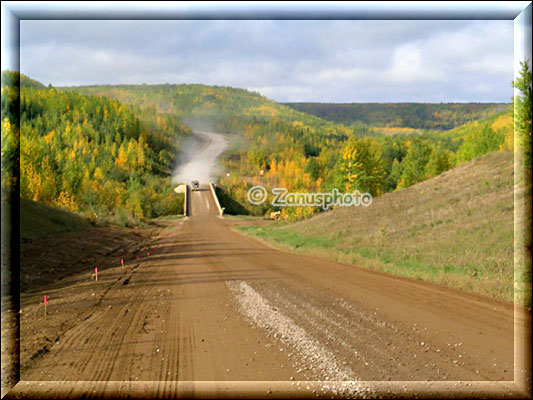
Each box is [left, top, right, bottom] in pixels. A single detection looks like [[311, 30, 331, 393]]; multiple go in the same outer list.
[[247, 186, 372, 210]]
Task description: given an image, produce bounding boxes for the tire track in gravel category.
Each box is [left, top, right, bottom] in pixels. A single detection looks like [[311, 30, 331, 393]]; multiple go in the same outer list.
[[272, 283, 428, 375], [71, 239, 177, 381], [226, 280, 374, 398], [260, 283, 390, 377], [226, 272, 503, 383], [18, 220, 168, 380]]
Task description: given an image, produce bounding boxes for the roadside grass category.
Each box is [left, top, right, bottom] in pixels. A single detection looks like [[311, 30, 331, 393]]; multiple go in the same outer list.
[[152, 214, 184, 221], [20, 198, 90, 241], [224, 215, 264, 222], [153, 214, 185, 231], [236, 151, 525, 305]]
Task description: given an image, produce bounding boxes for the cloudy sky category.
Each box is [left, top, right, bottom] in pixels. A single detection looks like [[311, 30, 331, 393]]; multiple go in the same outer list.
[[19, 19, 514, 103]]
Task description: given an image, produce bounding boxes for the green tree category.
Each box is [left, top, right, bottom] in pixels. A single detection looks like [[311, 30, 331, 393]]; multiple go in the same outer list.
[[514, 61, 532, 169], [1, 117, 18, 196], [397, 139, 432, 188], [336, 137, 385, 195], [456, 123, 504, 164], [387, 158, 403, 191], [425, 144, 452, 178], [304, 157, 321, 181], [247, 146, 267, 170]]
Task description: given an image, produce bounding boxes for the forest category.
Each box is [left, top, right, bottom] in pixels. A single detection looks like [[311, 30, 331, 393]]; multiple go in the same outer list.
[[285, 102, 509, 130], [61, 83, 335, 133], [56, 79, 518, 220], [1, 71, 191, 226], [217, 109, 512, 218]]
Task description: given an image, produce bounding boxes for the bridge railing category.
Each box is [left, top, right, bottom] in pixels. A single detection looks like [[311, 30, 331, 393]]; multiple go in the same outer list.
[[184, 184, 190, 217], [209, 182, 224, 217]]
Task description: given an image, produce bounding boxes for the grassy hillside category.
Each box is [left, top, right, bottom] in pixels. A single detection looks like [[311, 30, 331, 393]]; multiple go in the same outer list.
[[20, 198, 89, 241], [285, 102, 509, 130], [237, 151, 523, 304]]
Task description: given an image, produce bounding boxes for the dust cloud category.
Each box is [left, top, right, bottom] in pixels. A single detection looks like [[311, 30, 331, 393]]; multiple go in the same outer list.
[[171, 131, 229, 185]]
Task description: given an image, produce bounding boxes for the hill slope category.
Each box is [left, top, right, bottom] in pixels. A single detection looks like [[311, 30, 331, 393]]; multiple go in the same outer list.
[[285, 102, 509, 130], [237, 151, 521, 304], [61, 84, 337, 132], [1, 72, 190, 225], [20, 198, 89, 241], [1, 70, 46, 90]]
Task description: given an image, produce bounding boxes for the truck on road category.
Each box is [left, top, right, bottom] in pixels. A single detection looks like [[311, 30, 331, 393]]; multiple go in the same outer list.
[[191, 180, 200, 191]]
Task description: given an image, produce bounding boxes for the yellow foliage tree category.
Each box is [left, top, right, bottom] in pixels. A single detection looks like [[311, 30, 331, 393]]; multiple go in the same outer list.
[[44, 130, 55, 144], [115, 144, 128, 169], [25, 163, 42, 202], [93, 167, 104, 181], [56, 191, 78, 212]]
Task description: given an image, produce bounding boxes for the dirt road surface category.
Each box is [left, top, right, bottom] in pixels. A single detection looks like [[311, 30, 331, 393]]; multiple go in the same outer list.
[[4, 183, 530, 398]]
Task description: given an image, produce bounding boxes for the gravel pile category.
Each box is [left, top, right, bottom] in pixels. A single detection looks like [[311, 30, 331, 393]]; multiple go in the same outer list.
[[227, 281, 374, 398]]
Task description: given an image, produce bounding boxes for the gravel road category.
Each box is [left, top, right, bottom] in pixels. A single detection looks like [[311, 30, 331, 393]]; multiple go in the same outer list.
[[5, 133, 530, 399]]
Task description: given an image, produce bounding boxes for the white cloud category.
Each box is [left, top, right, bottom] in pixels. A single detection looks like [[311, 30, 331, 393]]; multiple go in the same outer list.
[[19, 20, 514, 102], [461, 54, 513, 75], [313, 67, 371, 82], [387, 43, 444, 84]]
